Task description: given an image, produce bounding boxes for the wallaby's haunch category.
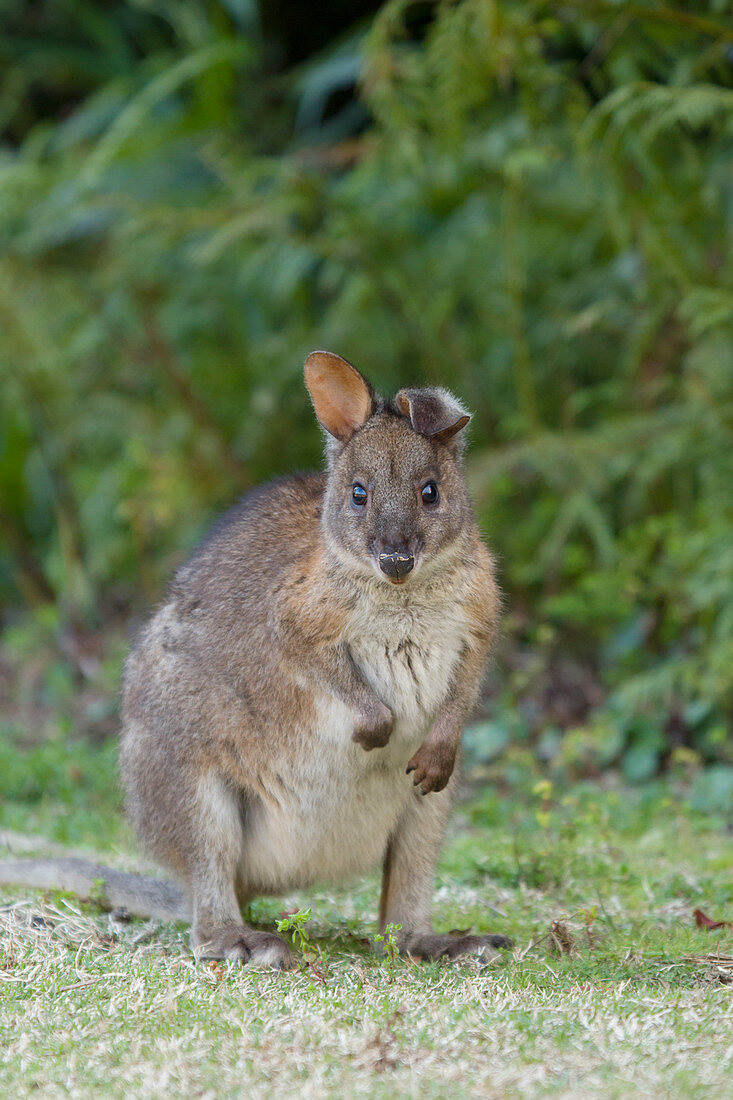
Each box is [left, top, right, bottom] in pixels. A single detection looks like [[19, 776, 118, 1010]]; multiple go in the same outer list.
[[0, 352, 511, 969]]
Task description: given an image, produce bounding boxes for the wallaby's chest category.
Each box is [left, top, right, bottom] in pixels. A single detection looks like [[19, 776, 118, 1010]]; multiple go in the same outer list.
[[346, 592, 467, 726], [241, 591, 467, 892]]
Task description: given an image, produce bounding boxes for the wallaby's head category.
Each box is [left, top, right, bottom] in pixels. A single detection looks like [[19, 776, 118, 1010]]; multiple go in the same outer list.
[[304, 351, 474, 585]]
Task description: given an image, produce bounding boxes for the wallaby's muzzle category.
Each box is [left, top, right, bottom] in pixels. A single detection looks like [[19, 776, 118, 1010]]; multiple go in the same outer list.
[[378, 549, 415, 583]]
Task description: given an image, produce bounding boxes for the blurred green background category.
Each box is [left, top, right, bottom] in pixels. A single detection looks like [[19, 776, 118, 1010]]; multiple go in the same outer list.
[[0, 0, 731, 798]]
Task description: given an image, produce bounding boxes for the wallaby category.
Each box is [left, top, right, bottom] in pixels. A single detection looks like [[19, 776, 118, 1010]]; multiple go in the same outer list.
[[0, 351, 511, 968]]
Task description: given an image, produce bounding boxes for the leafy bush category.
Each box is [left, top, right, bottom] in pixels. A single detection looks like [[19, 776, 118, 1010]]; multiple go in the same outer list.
[[0, 1, 731, 769]]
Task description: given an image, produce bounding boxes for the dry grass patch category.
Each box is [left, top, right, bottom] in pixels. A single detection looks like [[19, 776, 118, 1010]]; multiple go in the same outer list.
[[2, 777, 732, 1098]]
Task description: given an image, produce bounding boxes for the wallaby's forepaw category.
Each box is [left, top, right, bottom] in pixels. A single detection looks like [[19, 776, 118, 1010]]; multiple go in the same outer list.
[[403, 931, 513, 962], [406, 741, 455, 793], [352, 701, 393, 751], [194, 926, 295, 969]]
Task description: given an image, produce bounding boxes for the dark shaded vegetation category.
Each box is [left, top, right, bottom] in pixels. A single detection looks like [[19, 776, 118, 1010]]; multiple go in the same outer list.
[[0, 1, 731, 790]]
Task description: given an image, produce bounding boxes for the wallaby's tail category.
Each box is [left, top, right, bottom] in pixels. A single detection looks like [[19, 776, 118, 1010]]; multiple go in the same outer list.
[[0, 858, 191, 923]]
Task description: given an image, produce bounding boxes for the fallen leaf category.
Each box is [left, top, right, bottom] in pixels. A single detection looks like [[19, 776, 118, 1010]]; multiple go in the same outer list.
[[694, 908, 733, 931], [308, 960, 329, 984], [207, 960, 225, 981], [549, 920, 574, 955]]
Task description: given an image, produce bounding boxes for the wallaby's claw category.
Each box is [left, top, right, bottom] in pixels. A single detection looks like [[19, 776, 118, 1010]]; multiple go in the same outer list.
[[406, 742, 455, 794], [352, 703, 393, 751]]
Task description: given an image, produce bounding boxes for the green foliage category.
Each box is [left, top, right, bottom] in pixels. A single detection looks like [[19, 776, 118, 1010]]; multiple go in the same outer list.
[[0, 1, 731, 768], [0, 725, 123, 845], [276, 908, 313, 955], [373, 921, 402, 977], [0, 0, 259, 144]]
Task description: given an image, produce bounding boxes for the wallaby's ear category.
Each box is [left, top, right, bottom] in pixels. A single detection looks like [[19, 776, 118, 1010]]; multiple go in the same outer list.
[[304, 351, 375, 442], [395, 387, 470, 444]]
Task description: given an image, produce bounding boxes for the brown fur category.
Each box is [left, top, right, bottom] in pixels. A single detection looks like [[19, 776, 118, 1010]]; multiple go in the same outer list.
[[0, 352, 510, 968]]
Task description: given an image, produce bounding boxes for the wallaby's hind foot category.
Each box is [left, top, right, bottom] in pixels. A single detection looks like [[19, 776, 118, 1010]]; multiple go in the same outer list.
[[380, 795, 512, 965], [192, 923, 295, 969], [403, 931, 513, 962]]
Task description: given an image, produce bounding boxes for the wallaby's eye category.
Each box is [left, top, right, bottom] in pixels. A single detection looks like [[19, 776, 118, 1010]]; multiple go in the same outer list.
[[421, 481, 439, 506], [351, 483, 368, 508]]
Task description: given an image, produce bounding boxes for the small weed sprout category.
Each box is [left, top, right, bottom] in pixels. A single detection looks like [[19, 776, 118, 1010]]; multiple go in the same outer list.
[[532, 779, 553, 830], [276, 908, 312, 955], [374, 923, 402, 977]]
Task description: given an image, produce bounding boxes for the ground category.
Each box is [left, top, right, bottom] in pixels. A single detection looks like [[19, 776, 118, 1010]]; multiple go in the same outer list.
[[1, 737, 731, 1099]]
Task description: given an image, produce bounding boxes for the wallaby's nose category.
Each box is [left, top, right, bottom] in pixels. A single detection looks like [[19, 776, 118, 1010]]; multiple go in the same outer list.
[[378, 549, 415, 583]]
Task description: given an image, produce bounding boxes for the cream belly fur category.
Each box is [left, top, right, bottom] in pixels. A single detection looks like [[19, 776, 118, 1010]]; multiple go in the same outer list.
[[241, 592, 468, 893]]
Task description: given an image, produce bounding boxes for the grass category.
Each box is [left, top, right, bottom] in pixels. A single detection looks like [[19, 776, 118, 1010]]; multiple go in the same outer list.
[[1, 737, 732, 1099]]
